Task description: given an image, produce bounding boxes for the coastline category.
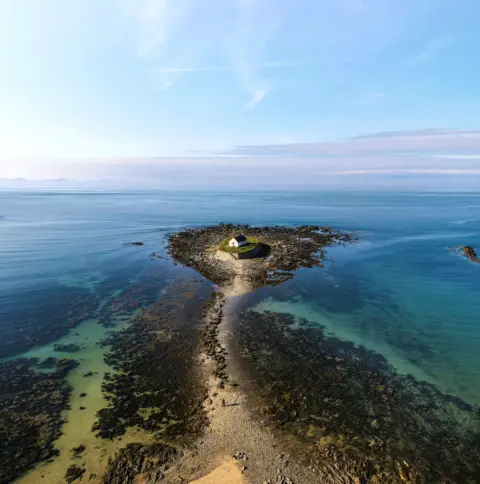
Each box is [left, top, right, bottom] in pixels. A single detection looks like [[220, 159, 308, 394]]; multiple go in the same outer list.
[[6, 220, 480, 483]]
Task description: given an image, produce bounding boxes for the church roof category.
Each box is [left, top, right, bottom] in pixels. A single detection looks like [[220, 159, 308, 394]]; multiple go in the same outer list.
[[232, 235, 247, 242]]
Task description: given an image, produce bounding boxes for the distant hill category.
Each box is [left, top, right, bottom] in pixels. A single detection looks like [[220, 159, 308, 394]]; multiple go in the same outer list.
[[0, 177, 73, 184]]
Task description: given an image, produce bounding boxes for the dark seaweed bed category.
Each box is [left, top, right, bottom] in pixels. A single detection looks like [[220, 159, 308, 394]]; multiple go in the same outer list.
[[234, 308, 480, 483]]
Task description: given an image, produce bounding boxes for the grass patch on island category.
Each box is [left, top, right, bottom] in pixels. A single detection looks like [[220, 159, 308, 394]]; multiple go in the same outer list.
[[219, 237, 260, 254]]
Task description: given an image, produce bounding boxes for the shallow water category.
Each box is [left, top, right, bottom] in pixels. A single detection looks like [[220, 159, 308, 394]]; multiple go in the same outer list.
[[17, 316, 149, 483], [1, 188, 480, 481]]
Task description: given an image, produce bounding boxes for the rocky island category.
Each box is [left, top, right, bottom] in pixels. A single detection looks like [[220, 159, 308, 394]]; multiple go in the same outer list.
[[167, 223, 354, 295]]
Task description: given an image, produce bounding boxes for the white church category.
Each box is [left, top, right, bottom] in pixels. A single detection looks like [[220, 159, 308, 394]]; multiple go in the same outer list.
[[229, 235, 248, 248]]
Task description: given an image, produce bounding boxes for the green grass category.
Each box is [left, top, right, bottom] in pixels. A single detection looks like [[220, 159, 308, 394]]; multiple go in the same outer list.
[[219, 237, 260, 254]]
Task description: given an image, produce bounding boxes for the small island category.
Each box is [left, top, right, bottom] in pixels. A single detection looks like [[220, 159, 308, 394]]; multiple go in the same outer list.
[[168, 223, 354, 295]]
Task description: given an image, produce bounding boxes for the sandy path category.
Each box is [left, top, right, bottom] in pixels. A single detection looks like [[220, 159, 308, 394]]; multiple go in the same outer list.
[[213, 251, 255, 297], [164, 261, 318, 484], [190, 458, 246, 484]]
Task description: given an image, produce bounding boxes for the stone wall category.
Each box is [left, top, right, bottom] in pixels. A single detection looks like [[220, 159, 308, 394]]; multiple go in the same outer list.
[[231, 244, 263, 260]]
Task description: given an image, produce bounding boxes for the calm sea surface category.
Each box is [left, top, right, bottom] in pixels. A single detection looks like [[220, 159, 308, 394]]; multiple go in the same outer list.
[[1, 188, 479, 402]]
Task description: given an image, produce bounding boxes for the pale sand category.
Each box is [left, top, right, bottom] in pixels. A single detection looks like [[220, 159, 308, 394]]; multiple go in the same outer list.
[[213, 250, 255, 297], [189, 458, 246, 484]]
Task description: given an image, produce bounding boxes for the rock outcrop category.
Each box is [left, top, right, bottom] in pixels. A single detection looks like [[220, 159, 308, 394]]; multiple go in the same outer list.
[[460, 245, 480, 264]]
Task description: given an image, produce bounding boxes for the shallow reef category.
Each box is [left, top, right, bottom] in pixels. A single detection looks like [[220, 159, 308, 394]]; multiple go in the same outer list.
[[95, 266, 177, 328], [291, 269, 437, 370], [102, 442, 179, 484], [0, 357, 77, 483], [65, 464, 85, 483], [235, 309, 480, 483], [93, 278, 210, 443], [0, 285, 98, 359], [53, 343, 82, 353]]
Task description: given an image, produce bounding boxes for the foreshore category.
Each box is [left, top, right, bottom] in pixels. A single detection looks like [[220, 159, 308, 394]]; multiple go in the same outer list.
[[164, 286, 320, 484], [158, 223, 355, 483]]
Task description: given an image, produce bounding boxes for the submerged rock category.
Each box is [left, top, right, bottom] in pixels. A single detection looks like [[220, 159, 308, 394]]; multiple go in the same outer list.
[[37, 356, 57, 368], [0, 360, 72, 482], [0, 285, 98, 359], [65, 464, 86, 483], [53, 343, 81, 353], [55, 358, 79, 378], [460, 245, 480, 264], [102, 442, 179, 483], [72, 444, 86, 457]]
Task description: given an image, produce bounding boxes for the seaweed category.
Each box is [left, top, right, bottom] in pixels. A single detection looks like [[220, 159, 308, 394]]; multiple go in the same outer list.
[[93, 278, 210, 443], [0, 358, 76, 482], [0, 285, 98, 358], [102, 442, 179, 483], [235, 310, 480, 483]]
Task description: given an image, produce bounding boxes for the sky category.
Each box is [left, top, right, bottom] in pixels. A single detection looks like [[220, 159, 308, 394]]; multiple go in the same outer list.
[[1, 0, 480, 187]]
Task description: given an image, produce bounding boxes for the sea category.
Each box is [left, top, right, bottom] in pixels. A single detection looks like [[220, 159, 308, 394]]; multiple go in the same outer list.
[[1, 188, 479, 480]]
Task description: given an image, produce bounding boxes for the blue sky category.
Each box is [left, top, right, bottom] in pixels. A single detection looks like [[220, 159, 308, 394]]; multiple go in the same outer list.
[[1, 0, 480, 185]]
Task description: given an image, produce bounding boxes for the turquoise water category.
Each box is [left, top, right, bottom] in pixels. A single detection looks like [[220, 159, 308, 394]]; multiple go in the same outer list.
[[1, 188, 479, 404]]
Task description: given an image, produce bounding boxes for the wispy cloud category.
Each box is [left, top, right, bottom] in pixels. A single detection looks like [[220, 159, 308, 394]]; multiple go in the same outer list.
[[245, 87, 270, 110], [231, 0, 290, 109], [155, 59, 307, 75], [157, 80, 174, 91], [331, 169, 480, 175], [351, 129, 473, 140], [128, 0, 291, 108], [429, 154, 480, 160], [156, 65, 231, 74], [130, 0, 171, 57], [409, 37, 449, 64], [353, 91, 385, 106], [226, 128, 480, 158]]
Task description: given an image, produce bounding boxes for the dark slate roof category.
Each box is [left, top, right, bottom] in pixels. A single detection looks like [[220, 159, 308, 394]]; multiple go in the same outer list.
[[233, 235, 247, 242]]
